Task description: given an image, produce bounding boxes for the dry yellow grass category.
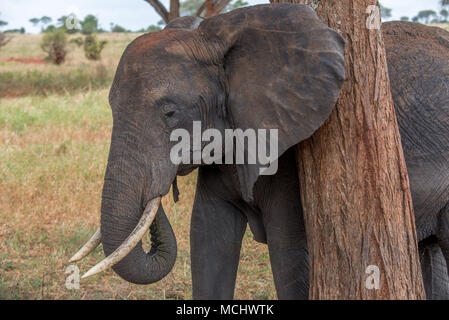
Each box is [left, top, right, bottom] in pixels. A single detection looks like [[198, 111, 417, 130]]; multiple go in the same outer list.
[[0, 32, 141, 73], [0, 33, 142, 97], [431, 23, 449, 32]]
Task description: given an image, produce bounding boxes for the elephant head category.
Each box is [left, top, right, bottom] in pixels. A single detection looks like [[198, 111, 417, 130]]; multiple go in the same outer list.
[[73, 3, 345, 284]]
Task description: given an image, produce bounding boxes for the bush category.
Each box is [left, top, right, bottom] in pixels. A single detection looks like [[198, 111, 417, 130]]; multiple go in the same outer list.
[[41, 29, 67, 65], [111, 24, 128, 32], [70, 36, 84, 47], [83, 34, 107, 60], [0, 32, 10, 50]]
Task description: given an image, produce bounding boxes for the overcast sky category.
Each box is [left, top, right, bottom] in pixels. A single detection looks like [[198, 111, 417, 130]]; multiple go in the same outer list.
[[0, 0, 445, 33]]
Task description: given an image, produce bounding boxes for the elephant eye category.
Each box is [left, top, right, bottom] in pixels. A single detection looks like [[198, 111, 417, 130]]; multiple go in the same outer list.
[[162, 104, 177, 117], [161, 104, 180, 127], [164, 110, 175, 117]]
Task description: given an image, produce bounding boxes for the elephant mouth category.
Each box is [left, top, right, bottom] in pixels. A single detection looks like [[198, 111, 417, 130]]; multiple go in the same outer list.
[[68, 197, 161, 279]]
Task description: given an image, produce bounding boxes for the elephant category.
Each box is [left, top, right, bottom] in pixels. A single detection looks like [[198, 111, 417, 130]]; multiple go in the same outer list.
[[383, 21, 449, 299], [70, 4, 449, 300]]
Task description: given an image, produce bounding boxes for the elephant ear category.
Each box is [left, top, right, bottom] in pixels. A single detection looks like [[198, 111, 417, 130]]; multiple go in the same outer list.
[[197, 4, 345, 201]]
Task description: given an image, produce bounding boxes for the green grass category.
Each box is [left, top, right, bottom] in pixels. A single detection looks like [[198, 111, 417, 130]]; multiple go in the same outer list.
[[0, 90, 111, 132], [0, 64, 113, 97]]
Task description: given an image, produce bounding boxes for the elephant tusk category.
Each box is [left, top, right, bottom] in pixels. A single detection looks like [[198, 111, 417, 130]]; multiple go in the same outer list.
[[69, 228, 102, 263], [81, 196, 161, 279]]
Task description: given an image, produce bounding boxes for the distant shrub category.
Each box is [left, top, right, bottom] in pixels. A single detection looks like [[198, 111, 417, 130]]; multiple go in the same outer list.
[[146, 25, 162, 33], [41, 29, 67, 65], [111, 24, 128, 32], [0, 32, 10, 50], [4, 27, 25, 34], [83, 34, 107, 60], [70, 36, 84, 47]]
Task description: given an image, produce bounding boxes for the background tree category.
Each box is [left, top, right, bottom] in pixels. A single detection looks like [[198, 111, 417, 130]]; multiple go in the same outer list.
[[3, 27, 25, 34], [145, 25, 162, 32], [271, 0, 425, 299], [0, 32, 7, 49], [110, 23, 129, 32], [416, 10, 437, 24], [0, 12, 10, 50], [440, 9, 449, 22], [380, 4, 392, 19], [29, 17, 40, 27], [0, 13, 8, 28], [225, 0, 248, 12], [55, 15, 72, 33], [40, 16, 52, 26], [80, 14, 99, 34], [400, 16, 410, 21], [29, 16, 53, 31], [57, 15, 68, 26], [144, 0, 247, 23], [180, 0, 203, 15]]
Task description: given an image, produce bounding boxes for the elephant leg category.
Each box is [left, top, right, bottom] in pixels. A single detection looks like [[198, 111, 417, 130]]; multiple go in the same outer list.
[[255, 149, 309, 299], [190, 171, 247, 300], [258, 155, 309, 300], [419, 239, 449, 300], [263, 202, 309, 300]]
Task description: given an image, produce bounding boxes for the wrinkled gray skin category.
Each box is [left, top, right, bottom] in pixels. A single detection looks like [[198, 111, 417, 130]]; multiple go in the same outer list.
[[383, 21, 449, 300], [101, 4, 449, 300]]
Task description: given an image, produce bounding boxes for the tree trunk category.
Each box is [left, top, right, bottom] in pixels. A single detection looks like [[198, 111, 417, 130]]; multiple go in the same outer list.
[[271, 0, 426, 299], [168, 0, 180, 21]]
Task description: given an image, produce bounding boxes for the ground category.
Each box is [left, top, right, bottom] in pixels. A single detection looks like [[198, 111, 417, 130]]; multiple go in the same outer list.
[[0, 32, 275, 299]]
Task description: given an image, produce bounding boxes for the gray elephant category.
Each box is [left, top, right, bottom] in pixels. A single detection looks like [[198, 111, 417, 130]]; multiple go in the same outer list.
[[70, 4, 449, 299], [383, 21, 449, 300]]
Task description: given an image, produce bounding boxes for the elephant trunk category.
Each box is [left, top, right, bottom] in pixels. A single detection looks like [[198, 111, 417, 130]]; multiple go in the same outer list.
[[98, 138, 177, 284]]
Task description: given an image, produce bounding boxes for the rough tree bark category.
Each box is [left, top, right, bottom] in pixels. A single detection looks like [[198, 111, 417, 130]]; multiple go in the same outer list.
[[168, 0, 180, 21], [270, 0, 426, 299]]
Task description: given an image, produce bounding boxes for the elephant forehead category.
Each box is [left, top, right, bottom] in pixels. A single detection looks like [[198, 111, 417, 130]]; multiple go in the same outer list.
[[127, 30, 188, 58], [110, 76, 171, 107]]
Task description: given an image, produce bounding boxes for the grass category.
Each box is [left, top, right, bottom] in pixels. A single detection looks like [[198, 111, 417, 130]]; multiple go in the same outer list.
[[0, 33, 140, 97], [0, 89, 275, 299], [0, 64, 112, 97], [0, 33, 139, 71], [432, 23, 449, 32]]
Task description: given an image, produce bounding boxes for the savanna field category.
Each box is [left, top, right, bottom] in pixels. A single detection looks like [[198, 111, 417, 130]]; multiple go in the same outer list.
[[0, 32, 275, 299], [1, 24, 449, 300]]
